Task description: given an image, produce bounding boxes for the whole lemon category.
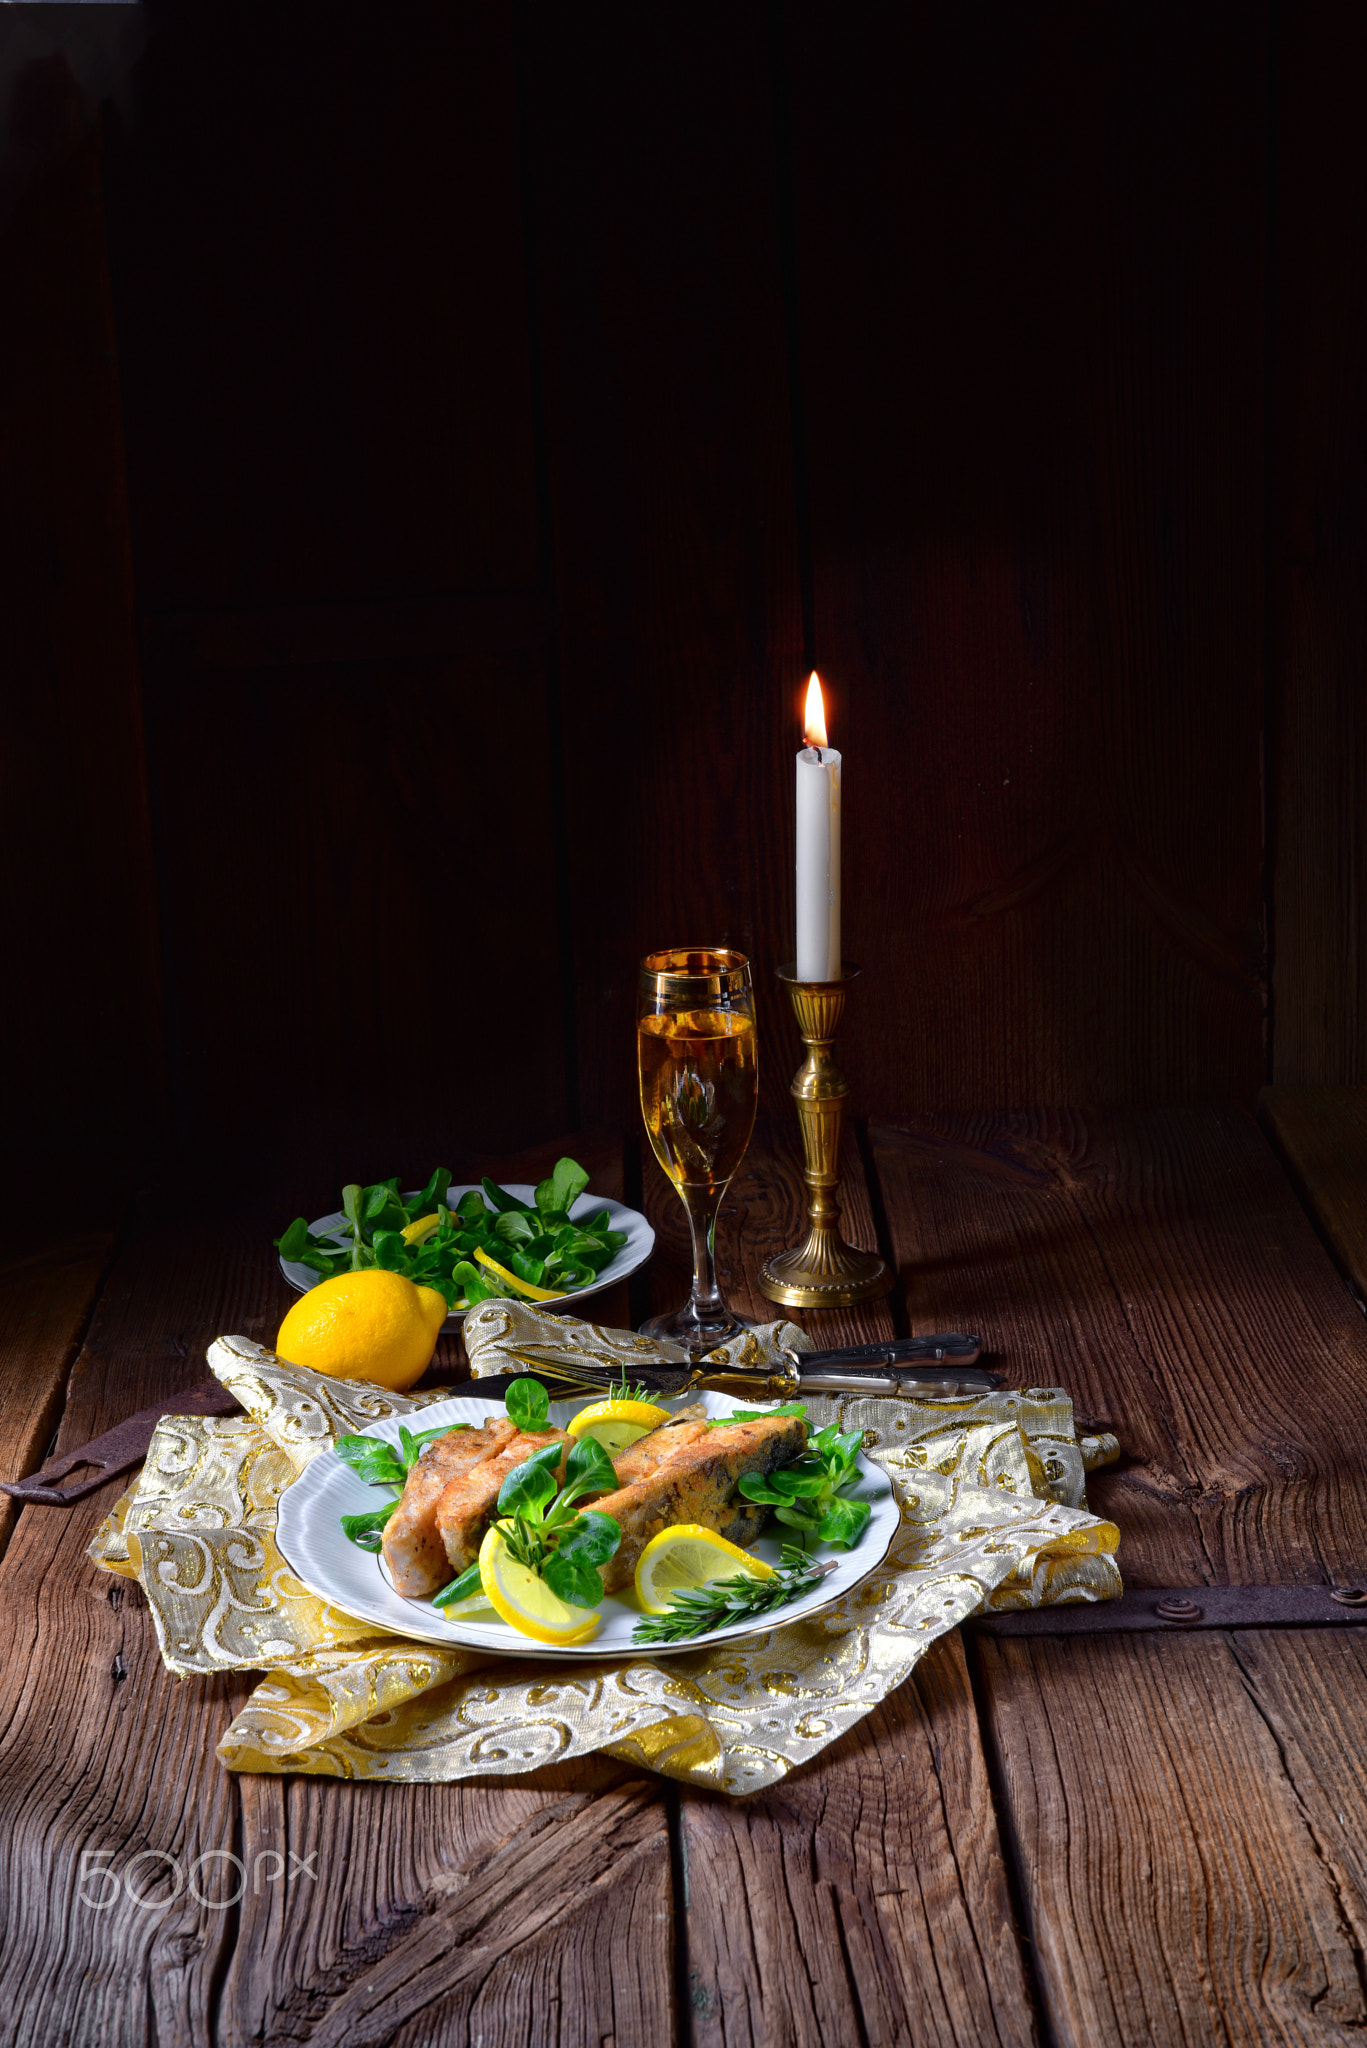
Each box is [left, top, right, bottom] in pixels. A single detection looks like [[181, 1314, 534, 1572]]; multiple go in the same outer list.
[[275, 1270, 447, 1391]]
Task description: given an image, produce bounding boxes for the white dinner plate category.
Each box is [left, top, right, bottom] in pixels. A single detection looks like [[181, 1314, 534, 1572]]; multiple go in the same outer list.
[[275, 1388, 901, 1660], [277, 1184, 654, 1330]]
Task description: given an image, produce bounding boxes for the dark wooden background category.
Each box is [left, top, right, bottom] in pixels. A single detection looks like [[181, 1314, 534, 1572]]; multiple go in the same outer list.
[[4, 0, 1364, 1228]]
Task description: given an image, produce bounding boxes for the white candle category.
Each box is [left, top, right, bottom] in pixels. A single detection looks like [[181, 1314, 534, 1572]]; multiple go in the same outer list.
[[795, 672, 841, 982]]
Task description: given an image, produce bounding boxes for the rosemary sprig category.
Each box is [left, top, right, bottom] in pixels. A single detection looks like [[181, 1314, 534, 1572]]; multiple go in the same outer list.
[[631, 1545, 834, 1645], [608, 1362, 654, 1405]]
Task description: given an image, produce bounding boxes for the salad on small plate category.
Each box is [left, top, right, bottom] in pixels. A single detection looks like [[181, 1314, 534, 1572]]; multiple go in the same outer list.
[[275, 1157, 654, 1329]]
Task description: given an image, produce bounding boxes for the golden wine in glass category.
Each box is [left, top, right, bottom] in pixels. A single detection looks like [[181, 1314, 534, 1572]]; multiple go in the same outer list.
[[637, 947, 758, 1351]]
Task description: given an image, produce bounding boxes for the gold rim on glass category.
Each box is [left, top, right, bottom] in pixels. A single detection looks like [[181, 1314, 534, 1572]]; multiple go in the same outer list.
[[639, 947, 752, 1002]]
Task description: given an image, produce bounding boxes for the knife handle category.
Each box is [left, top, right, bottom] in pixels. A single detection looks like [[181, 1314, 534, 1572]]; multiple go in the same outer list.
[[693, 1367, 801, 1400], [693, 1363, 1003, 1400], [800, 1368, 1002, 1396], [783, 1333, 982, 1371]]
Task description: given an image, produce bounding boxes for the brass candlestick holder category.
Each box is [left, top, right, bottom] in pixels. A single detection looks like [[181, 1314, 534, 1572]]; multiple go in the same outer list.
[[756, 962, 893, 1309]]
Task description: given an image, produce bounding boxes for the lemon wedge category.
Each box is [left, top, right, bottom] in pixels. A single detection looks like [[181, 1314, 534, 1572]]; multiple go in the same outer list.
[[432, 1590, 498, 1621], [478, 1525, 601, 1645], [566, 1397, 671, 1455], [473, 1245, 565, 1303], [634, 1524, 775, 1615], [400, 1210, 445, 1246]]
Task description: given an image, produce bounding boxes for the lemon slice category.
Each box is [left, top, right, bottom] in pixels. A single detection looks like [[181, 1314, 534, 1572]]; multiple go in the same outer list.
[[566, 1397, 671, 1455], [474, 1245, 565, 1304], [432, 1591, 497, 1621], [400, 1210, 444, 1246], [478, 1525, 601, 1645], [634, 1524, 775, 1615]]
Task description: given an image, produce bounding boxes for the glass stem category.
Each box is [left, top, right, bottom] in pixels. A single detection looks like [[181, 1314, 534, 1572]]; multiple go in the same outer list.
[[678, 1182, 727, 1323]]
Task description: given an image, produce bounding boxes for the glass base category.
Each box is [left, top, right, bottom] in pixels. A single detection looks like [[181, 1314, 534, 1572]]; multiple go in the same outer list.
[[638, 1303, 757, 1357]]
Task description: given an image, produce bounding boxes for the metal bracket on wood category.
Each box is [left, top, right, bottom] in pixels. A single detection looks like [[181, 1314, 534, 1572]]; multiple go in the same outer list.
[[971, 1584, 1367, 1637], [0, 1384, 240, 1504]]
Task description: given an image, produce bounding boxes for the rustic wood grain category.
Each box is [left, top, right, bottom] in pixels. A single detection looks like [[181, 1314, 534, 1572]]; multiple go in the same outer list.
[[101, 0, 571, 1161], [523, 8, 806, 1134], [1261, 1085, 1367, 1299], [636, 1116, 898, 1352], [137, 644, 574, 1162], [0, 1234, 113, 1559], [871, 1107, 1367, 1587], [226, 1777, 670, 2048], [103, 3, 538, 612], [979, 1628, 1367, 2046], [1268, 3, 1367, 1088], [785, 4, 1267, 1114], [0, 67, 166, 1217], [683, 1632, 1038, 2048], [652, 1122, 1039, 2044], [0, 1140, 662, 2048], [69, 0, 1283, 1180]]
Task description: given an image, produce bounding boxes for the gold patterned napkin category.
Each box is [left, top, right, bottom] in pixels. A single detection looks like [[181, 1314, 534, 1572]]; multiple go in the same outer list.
[[461, 1298, 811, 1376], [90, 1330, 1121, 1795]]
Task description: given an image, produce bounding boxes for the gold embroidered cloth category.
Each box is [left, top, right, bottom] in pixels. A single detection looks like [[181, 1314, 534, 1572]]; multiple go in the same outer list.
[[461, 1298, 811, 1375], [89, 1330, 1121, 1795]]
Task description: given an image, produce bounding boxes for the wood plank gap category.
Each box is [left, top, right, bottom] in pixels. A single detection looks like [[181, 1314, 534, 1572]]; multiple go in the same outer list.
[[202, 1751, 246, 2048], [961, 1628, 1058, 2048], [978, 1628, 1367, 2041], [1258, 1087, 1367, 1315], [666, 1780, 693, 2048], [1262, 0, 1285, 1102], [509, 0, 579, 1131], [764, 0, 815, 668]]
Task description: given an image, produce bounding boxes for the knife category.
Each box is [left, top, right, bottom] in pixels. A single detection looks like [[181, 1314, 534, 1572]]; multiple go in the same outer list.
[[2, 1332, 992, 1506], [494, 1330, 995, 1402]]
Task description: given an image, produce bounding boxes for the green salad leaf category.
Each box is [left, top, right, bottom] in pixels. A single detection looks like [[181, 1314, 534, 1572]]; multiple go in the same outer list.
[[505, 1376, 551, 1433], [736, 1423, 872, 1550], [706, 1402, 808, 1427], [274, 1157, 627, 1310], [488, 1391, 622, 1609], [333, 1420, 469, 1550]]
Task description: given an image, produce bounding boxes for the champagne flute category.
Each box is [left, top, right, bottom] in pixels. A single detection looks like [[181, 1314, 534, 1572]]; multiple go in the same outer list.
[[637, 947, 758, 1351]]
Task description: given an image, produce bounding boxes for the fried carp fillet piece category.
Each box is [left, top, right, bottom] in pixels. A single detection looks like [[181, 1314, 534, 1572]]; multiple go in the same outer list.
[[428, 1410, 706, 1583], [382, 1417, 518, 1597], [593, 1413, 808, 1594], [608, 1415, 708, 1486], [436, 1427, 570, 1573]]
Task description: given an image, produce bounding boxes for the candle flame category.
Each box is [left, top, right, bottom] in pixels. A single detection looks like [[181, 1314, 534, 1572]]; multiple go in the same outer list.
[[803, 671, 828, 749]]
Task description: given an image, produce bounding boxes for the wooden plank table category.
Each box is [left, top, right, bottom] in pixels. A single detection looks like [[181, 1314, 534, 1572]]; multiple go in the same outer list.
[[2, 1106, 1366, 2045]]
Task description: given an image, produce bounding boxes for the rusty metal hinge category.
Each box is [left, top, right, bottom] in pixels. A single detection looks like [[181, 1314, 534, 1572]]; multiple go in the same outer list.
[[971, 1584, 1367, 1637]]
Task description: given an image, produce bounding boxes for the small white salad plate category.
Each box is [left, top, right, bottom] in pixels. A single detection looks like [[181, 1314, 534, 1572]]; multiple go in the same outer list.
[[277, 1184, 655, 1330], [275, 1388, 900, 1660]]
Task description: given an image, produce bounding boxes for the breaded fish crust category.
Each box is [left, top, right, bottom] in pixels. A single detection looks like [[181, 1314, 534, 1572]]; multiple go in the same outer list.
[[608, 1417, 707, 1486], [593, 1413, 808, 1594], [382, 1417, 518, 1597], [436, 1427, 570, 1572]]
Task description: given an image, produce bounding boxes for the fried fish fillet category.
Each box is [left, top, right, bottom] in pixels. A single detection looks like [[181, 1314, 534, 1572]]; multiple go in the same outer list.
[[593, 1413, 808, 1594], [608, 1415, 708, 1486], [435, 1427, 570, 1573], [382, 1417, 518, 1597]]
